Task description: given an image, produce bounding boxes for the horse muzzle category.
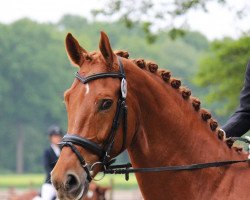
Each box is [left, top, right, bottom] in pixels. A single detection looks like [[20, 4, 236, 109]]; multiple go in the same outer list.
[[51, 169, 89, 200]]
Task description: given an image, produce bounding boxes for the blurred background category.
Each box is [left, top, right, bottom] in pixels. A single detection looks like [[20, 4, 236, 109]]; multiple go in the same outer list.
[[0, 0, 250, 199]]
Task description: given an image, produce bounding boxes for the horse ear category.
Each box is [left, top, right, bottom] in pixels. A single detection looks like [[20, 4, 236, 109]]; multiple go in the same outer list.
[[99, 31, 115, 68], [65, 33, 87, 67]]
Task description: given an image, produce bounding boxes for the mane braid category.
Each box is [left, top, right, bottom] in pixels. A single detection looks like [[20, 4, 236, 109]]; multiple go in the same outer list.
[[114, 50, 129, 59], [114, 51, 242, 153]]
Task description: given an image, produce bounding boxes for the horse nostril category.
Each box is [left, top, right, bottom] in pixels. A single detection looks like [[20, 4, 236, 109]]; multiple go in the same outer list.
[[65, 174, 79, 192], [53, 180, 61, 191]]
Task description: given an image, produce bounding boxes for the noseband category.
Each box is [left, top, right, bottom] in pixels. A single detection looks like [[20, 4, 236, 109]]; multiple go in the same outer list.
[[59, 56, 127, 182]]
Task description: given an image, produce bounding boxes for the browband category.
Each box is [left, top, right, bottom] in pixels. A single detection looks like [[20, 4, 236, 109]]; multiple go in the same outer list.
[[75, 72, 125, 84]]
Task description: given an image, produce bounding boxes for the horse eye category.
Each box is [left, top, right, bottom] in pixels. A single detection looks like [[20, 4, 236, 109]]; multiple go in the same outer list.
[[99, 99, 113, 111]]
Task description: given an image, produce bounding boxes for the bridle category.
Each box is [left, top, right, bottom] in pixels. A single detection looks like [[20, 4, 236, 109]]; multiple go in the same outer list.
[[59, 56, 250, 183], [59, 56, 128, 182]]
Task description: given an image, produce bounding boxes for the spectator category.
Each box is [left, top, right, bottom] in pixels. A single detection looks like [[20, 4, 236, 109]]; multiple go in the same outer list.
[[34, 125, 63, 200]]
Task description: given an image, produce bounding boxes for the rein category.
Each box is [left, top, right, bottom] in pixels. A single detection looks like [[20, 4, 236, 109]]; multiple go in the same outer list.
[[105, 155, 250, 181], [104, 137, 250, 181], [59, 56, 250, 182]]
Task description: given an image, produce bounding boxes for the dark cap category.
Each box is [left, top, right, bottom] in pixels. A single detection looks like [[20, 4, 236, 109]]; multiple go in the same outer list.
[[47, 125, 63, 136]]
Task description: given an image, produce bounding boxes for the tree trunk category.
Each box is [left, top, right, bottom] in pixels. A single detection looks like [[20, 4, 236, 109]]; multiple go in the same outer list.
[[16, 123, 24, 173]]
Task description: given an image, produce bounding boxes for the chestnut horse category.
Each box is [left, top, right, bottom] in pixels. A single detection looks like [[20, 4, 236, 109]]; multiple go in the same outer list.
[[51, 31, 250, 200]]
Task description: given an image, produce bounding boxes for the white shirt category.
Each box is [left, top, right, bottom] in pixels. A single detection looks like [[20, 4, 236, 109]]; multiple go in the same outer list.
[[51, 144, 60, 157]]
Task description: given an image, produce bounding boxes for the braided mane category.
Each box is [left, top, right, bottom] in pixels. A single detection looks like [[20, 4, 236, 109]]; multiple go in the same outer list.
[[115, 50, 242, 153]]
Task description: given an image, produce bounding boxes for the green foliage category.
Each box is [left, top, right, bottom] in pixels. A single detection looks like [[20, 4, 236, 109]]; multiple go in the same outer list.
[[1, 19, 68, 124], [0, 15, 208, 173], [194, 36, 250, 116], [92, 0, 231, 41], [142, 22, 157, 44], [0, 19, 73, 173], [168, 28, 186, 40]]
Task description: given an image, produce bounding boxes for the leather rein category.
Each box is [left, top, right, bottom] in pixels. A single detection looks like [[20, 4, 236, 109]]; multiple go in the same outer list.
[[59, 56, 250, 182]]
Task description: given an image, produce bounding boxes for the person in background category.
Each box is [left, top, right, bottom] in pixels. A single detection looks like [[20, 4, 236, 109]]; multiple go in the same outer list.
[[41, 125, 63, 200], [222, 61, 250, 137]]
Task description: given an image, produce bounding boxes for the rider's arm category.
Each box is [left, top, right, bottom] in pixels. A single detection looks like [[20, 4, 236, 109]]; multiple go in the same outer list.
[[222, 61, 250, 137]]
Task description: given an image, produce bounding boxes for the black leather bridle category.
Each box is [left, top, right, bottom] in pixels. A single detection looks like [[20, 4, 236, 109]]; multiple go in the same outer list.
[[59, 56, 250, 183], [59, 56, 128, 182]]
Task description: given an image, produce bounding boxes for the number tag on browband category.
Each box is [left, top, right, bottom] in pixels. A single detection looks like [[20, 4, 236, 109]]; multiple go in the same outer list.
[[121, 78, 127, 98]]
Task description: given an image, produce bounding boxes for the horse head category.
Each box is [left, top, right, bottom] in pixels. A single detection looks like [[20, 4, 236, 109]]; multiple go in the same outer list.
[[51, 32, 137, 200]]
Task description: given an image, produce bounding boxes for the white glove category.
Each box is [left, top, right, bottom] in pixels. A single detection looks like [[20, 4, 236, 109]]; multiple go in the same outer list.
[[245, 136, 250, 142]]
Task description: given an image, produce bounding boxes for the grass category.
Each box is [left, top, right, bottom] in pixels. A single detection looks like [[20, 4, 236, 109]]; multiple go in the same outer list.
[[0, 174, 43, 188], [0, 173, 138, 189]]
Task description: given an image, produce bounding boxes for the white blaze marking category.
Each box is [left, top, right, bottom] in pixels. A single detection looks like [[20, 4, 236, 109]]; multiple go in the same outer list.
[[85, 83, 90, 95]]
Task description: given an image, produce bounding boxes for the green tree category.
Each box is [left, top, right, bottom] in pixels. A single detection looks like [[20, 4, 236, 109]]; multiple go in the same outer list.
[[194, 36, 250, 116], [0, 19, 74, 173], [92, 0, 248, 40]]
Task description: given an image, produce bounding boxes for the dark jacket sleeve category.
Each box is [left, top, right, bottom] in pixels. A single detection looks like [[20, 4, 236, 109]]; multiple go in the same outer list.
[[43, 147, 57, 183], [222, 61, 250, 137], [43, 149, 53, 175]]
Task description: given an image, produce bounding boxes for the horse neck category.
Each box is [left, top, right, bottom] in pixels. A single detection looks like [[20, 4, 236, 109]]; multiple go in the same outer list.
[[123, 63, 248, 199], [126, 63, 244, 169]]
